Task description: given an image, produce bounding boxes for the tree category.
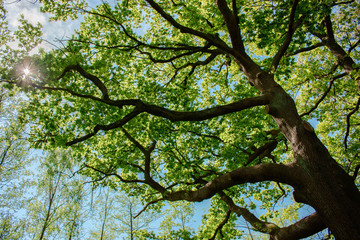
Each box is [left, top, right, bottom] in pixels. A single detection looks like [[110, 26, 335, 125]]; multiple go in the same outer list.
[[25, 149, 86, 240], [158, 201, 196, 239], [113, 193, 156, 240], [1, 0, 360, 239]]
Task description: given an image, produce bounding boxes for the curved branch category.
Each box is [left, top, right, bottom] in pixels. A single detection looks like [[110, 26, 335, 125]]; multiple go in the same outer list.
[[220, 192, 326, 239], [344, 95, 360, 150], [300, 73, 347, 117], [286, 42, 324, 57], [164, 162, 304, 202], [219, 191, 279, 234], [143, 94, 270, 122], [144, 0, 233, 54], [66, 108, 141, 146], [134, 198, 164, 218], [312, 15, 356, 73], [353, 164, 360, 180], [272, 212, 326, 239], [59, 64, 109, 100], [245, 140, 278, 166], [84, 163, 145, 184], [209, 209, 232, 240]]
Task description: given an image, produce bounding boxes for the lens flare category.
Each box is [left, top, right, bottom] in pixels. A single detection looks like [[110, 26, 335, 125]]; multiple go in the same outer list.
[[24, 68, 30, 75]]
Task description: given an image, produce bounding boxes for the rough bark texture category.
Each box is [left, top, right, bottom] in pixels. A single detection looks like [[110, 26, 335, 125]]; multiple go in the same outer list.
[[250, 70, 360, 239]]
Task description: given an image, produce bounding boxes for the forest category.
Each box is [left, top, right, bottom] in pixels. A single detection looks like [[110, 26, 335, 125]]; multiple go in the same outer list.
[[0, 0, 359, 239]]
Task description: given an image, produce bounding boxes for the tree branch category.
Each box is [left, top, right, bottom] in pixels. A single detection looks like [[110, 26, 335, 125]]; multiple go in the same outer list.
[[163, 162, 304, 202], [344, 95, 360, 150], [286, 42, 324, 56], [219, 191, 279, 234], [144, 0, 233, 54], [272, 0, 303, 70], [244, 140, 278, 166], [348, 38, 360, 53], [142, 94, 270, 122], [84, 163, 145, 184], [209, 209, 232, 240], [271, 212, 326, 239], [312, 15, 356, 73], [353, 164, 360, 180], [58, 64, 109, 100], [134, 198, 164, 218], [216, 0, 245, 52], [300, 73, 347, 117], [66, 108, 141, 146]]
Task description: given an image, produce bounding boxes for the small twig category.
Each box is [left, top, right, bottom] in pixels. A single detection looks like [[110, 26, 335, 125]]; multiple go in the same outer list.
[[286, 42, 324, 56], [300, 73, 347, 117], [344, 96, 360, 150], [134, 198, 164, 218], [353, 164, 360, 180]]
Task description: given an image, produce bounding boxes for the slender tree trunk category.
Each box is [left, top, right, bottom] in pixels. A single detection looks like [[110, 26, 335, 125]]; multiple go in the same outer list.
[[39, 174, 61, 240], [100, 191, 110, 240], [129, 203, 134, 240]]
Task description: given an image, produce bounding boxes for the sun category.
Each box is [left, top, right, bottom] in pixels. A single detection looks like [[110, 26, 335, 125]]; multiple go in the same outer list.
[[24, 68, 30, 76]]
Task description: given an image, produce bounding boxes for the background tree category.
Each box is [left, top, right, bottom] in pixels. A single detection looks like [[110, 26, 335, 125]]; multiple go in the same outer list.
[[158, 201, 196, 239], [25, 149, 86, 240], [113, 193, 156, 240], [87, 187, 118, 240], [1, 0, 360, 239]]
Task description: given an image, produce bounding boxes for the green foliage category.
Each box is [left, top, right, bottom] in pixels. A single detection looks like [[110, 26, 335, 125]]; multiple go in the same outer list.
[[1, 0, 359, 239]]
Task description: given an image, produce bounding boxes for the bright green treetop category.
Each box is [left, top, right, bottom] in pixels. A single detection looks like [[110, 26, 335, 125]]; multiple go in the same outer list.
[[1, 0, 360, 239]]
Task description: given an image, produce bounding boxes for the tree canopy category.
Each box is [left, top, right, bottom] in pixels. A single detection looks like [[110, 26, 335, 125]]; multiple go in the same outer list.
[[1, 0, 360, 239]]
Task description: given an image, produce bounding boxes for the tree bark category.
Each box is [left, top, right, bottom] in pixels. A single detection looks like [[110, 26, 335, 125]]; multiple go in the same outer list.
[[252, 71, 360, 240]]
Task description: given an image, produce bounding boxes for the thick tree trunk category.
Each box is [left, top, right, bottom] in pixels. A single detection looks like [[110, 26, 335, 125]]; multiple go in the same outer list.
[[266, 83, 360, 239]]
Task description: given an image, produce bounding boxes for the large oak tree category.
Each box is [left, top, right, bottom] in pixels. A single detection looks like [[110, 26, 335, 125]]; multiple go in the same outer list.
[[1, 0, 360, 239]]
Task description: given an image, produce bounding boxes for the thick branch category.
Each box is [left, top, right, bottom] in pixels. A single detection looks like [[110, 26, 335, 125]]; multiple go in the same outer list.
[[39, 68, 269, 145], [164, 162, 304, 202], [353, 164, 360, 180], [143, 94, 270, 122], [219, 192, 279, 234], [313, 15, 356, 73], [272, 212, 326, 239], [216, 0, 245, 52]]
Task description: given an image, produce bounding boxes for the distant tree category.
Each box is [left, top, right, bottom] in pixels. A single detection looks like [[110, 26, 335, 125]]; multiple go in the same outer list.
[[113, 194, 156, 240], [25, 150, 86, 240], [1, 0, 360, 239], [88, 187, 117, 240], [159, 201, 195, 239]]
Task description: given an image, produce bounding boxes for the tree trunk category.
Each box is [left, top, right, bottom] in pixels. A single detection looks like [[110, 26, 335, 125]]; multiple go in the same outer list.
[[266, 83, 360, 239]]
